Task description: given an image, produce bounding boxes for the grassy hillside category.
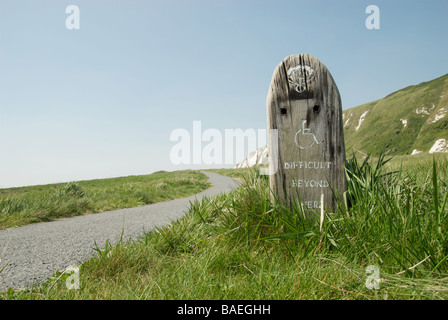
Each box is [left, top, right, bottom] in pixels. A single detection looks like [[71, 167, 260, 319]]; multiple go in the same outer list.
[[343, 73, 448, 155], [0, 170, 211, 229]]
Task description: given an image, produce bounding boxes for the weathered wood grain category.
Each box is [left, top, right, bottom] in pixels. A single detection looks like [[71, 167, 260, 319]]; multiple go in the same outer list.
[[267, 53, 346, 212]]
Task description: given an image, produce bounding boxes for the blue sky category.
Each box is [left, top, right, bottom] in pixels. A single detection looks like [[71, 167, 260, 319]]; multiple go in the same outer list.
[[1, 0, 448, 187]]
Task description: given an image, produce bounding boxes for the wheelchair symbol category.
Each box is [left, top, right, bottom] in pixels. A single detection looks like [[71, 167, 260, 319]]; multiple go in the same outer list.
[[294, 120, 324, 149]]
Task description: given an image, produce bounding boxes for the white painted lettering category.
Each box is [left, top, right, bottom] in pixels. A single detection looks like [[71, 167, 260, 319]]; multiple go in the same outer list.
[[284, 161, 332, 170], [292, 179, 330, 188]]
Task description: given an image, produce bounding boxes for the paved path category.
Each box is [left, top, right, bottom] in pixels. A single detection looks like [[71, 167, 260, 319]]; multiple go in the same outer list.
[[0, 171, 239, 290]]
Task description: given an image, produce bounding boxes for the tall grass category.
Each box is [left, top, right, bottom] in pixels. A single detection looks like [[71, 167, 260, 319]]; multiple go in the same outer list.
[[0, 181, 92, 227], [336, 154, 447, 274], [0, 170, 211, 229], [3, 155, 448, 299]]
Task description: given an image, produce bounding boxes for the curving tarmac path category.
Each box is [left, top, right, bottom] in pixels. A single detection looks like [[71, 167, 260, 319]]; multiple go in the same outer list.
[[0, 171, 239, 290]]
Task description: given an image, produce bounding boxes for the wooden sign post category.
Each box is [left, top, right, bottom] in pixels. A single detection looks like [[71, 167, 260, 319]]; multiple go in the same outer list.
[[267, 53, 346, 212]]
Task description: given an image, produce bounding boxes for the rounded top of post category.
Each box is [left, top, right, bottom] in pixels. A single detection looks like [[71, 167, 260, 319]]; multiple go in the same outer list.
[[268, 53, 338, 103]]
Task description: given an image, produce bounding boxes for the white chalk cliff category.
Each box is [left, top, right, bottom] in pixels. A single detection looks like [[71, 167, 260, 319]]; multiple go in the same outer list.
[[235, 146, 269, 168], [429, 139, 448, 153], [235, 139, 447, 165]]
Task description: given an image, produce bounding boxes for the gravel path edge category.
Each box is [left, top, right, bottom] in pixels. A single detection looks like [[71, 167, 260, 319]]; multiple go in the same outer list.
[[0, 171, 239, 290]]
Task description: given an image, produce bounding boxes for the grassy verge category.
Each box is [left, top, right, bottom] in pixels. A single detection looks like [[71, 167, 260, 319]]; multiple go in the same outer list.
[[205, 168, 252, 181], [4, 153, 448, 300], [0, 170, 211, 229]]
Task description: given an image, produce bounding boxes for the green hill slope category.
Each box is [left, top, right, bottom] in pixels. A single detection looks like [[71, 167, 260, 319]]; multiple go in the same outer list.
[[343, 73, 448, 156]]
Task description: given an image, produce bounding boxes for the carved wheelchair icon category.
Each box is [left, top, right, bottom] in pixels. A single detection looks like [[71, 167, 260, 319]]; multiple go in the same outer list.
[[294, 120, 324, 149]]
